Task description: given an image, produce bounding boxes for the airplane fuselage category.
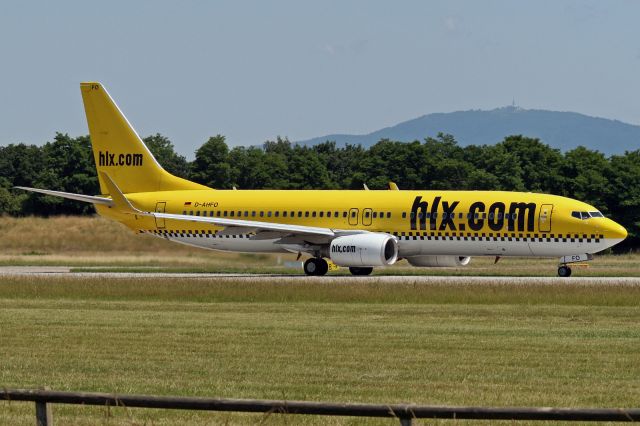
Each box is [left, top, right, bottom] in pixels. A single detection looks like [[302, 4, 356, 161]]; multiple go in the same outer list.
[[99, 189, 626, 258]]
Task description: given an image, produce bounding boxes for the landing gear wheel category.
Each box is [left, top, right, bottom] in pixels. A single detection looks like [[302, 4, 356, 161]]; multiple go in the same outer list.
[[558, 265, 572, 277], [349, 267, 373, 276], [304, 258, 329, 276]]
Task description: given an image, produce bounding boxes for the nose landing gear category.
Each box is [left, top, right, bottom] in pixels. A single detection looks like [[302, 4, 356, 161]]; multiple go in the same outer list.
[[557, 265, 572, 277], [557, 254, 593, 277]]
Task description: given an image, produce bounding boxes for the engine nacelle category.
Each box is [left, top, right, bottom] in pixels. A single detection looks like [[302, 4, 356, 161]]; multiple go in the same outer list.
[[329, 233, 398, 267], [406, 255, 471, 267]]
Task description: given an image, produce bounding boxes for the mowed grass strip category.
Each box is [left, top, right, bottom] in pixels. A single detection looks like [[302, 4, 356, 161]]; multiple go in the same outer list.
[[1, 276, 640, 425], [1, 276, 640, 305]]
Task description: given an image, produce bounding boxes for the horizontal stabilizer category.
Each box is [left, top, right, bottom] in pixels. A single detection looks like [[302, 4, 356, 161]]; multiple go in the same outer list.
[[13, 187, 114, 206]]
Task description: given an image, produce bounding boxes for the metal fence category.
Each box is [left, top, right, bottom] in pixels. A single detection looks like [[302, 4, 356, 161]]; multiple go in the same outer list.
[[2, 388, 639, 425]]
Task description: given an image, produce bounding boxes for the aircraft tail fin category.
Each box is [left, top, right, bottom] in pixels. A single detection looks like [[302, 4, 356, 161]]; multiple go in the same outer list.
[[80, 82, 208, 195]]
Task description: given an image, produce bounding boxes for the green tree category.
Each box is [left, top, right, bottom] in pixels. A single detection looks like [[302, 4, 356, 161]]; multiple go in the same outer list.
[[606, 150, 640, 248], [560, 146, 611, 211], [498, 135, 563, 193], [143, 134, 190, 178], [190, 135, 232, 188]]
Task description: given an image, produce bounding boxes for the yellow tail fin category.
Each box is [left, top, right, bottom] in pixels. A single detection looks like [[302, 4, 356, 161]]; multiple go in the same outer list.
[[80, 82, 208, 194]]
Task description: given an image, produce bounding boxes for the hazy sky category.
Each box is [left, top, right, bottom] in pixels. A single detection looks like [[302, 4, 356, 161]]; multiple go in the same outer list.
[[1, 1, 639, 157]]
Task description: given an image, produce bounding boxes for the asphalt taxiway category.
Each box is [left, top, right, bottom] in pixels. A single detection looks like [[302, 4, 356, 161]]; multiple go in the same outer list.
[[1, 266, 639, 284]]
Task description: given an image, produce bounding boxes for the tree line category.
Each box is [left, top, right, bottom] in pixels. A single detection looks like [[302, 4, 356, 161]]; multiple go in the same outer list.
[[1, 132, 638, 249]]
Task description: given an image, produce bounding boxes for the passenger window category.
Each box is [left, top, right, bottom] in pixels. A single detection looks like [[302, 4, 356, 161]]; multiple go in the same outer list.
[[305, 212, 310, 217], [182, 210, 186, 215], [189, 210, 194, 215], [283, 211, 288, 217], [216, 211, 221, 217], [365, 211, 370, 218], [251, 211, 256, 217], [268, 211, 272, 217], [312, 212, 317, 217], [343, 212, 348, 218], [276, 211, 281, 217], [351, 211, 356, 217], [230, 211, 235, 217], [334, 211, 339, 217], [373, 212, 377, 218], [319, 212, 324, 217], [260, 211, 264, 217], [298, 211, 302, 217], [387, 212, 391, 218]]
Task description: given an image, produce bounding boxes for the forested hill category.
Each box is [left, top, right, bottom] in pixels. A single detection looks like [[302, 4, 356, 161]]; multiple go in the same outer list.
[[297, 106, 640, 154]]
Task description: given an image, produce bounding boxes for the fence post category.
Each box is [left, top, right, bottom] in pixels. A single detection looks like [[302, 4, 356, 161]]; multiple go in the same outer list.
[[35, 387, 52, 426]]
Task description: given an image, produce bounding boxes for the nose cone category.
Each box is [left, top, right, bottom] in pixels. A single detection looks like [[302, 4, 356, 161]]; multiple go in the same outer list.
[[605, 218, 628, 241]]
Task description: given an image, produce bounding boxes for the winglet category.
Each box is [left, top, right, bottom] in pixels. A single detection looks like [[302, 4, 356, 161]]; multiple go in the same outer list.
[[100, 172, 142, 214]]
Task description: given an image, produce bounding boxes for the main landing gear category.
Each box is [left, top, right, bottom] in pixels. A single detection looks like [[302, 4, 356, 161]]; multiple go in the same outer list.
[[303, 258, 374, 276], [349, 267, 373, 276], [303, 258, 329, 276]]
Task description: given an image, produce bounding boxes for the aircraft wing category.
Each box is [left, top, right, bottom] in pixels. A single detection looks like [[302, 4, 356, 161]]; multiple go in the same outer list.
[[148, 211, 337, 237]]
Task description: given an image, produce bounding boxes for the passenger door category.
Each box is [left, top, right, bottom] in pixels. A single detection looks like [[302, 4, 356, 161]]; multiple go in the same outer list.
[[538, 204, 553, 233]]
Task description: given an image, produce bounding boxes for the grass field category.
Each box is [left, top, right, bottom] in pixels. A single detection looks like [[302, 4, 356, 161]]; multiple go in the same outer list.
[[2, 216, 640, 424], [2, 276, 640, 425], [0, 216, 639, 276]]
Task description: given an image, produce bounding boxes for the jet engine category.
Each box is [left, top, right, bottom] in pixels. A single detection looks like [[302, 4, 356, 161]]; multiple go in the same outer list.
[[328, 233, 398, 267], [406, 255, 471, 267]]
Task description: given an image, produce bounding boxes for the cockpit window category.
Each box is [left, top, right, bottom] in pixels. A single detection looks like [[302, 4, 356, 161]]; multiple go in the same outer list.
[[572, 211, 603, 220]]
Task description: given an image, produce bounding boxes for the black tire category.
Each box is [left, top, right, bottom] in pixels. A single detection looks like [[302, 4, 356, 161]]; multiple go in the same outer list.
[[316, 258, 329, 276], [304, 258, 319, 276], [349, 266, 373, 276], [558, 265, 572, 277], [304, 258, 329, 276]]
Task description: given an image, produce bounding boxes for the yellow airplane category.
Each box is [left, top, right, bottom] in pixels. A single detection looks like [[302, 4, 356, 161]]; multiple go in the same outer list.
[[17, 82, 628, 277]]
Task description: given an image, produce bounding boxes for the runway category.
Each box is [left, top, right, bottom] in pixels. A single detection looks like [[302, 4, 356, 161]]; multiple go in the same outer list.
[[1, 266, 639, 284]]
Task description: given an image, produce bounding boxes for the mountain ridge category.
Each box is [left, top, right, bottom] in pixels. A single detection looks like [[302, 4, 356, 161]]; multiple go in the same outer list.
[[296, 106, 640, 154]]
